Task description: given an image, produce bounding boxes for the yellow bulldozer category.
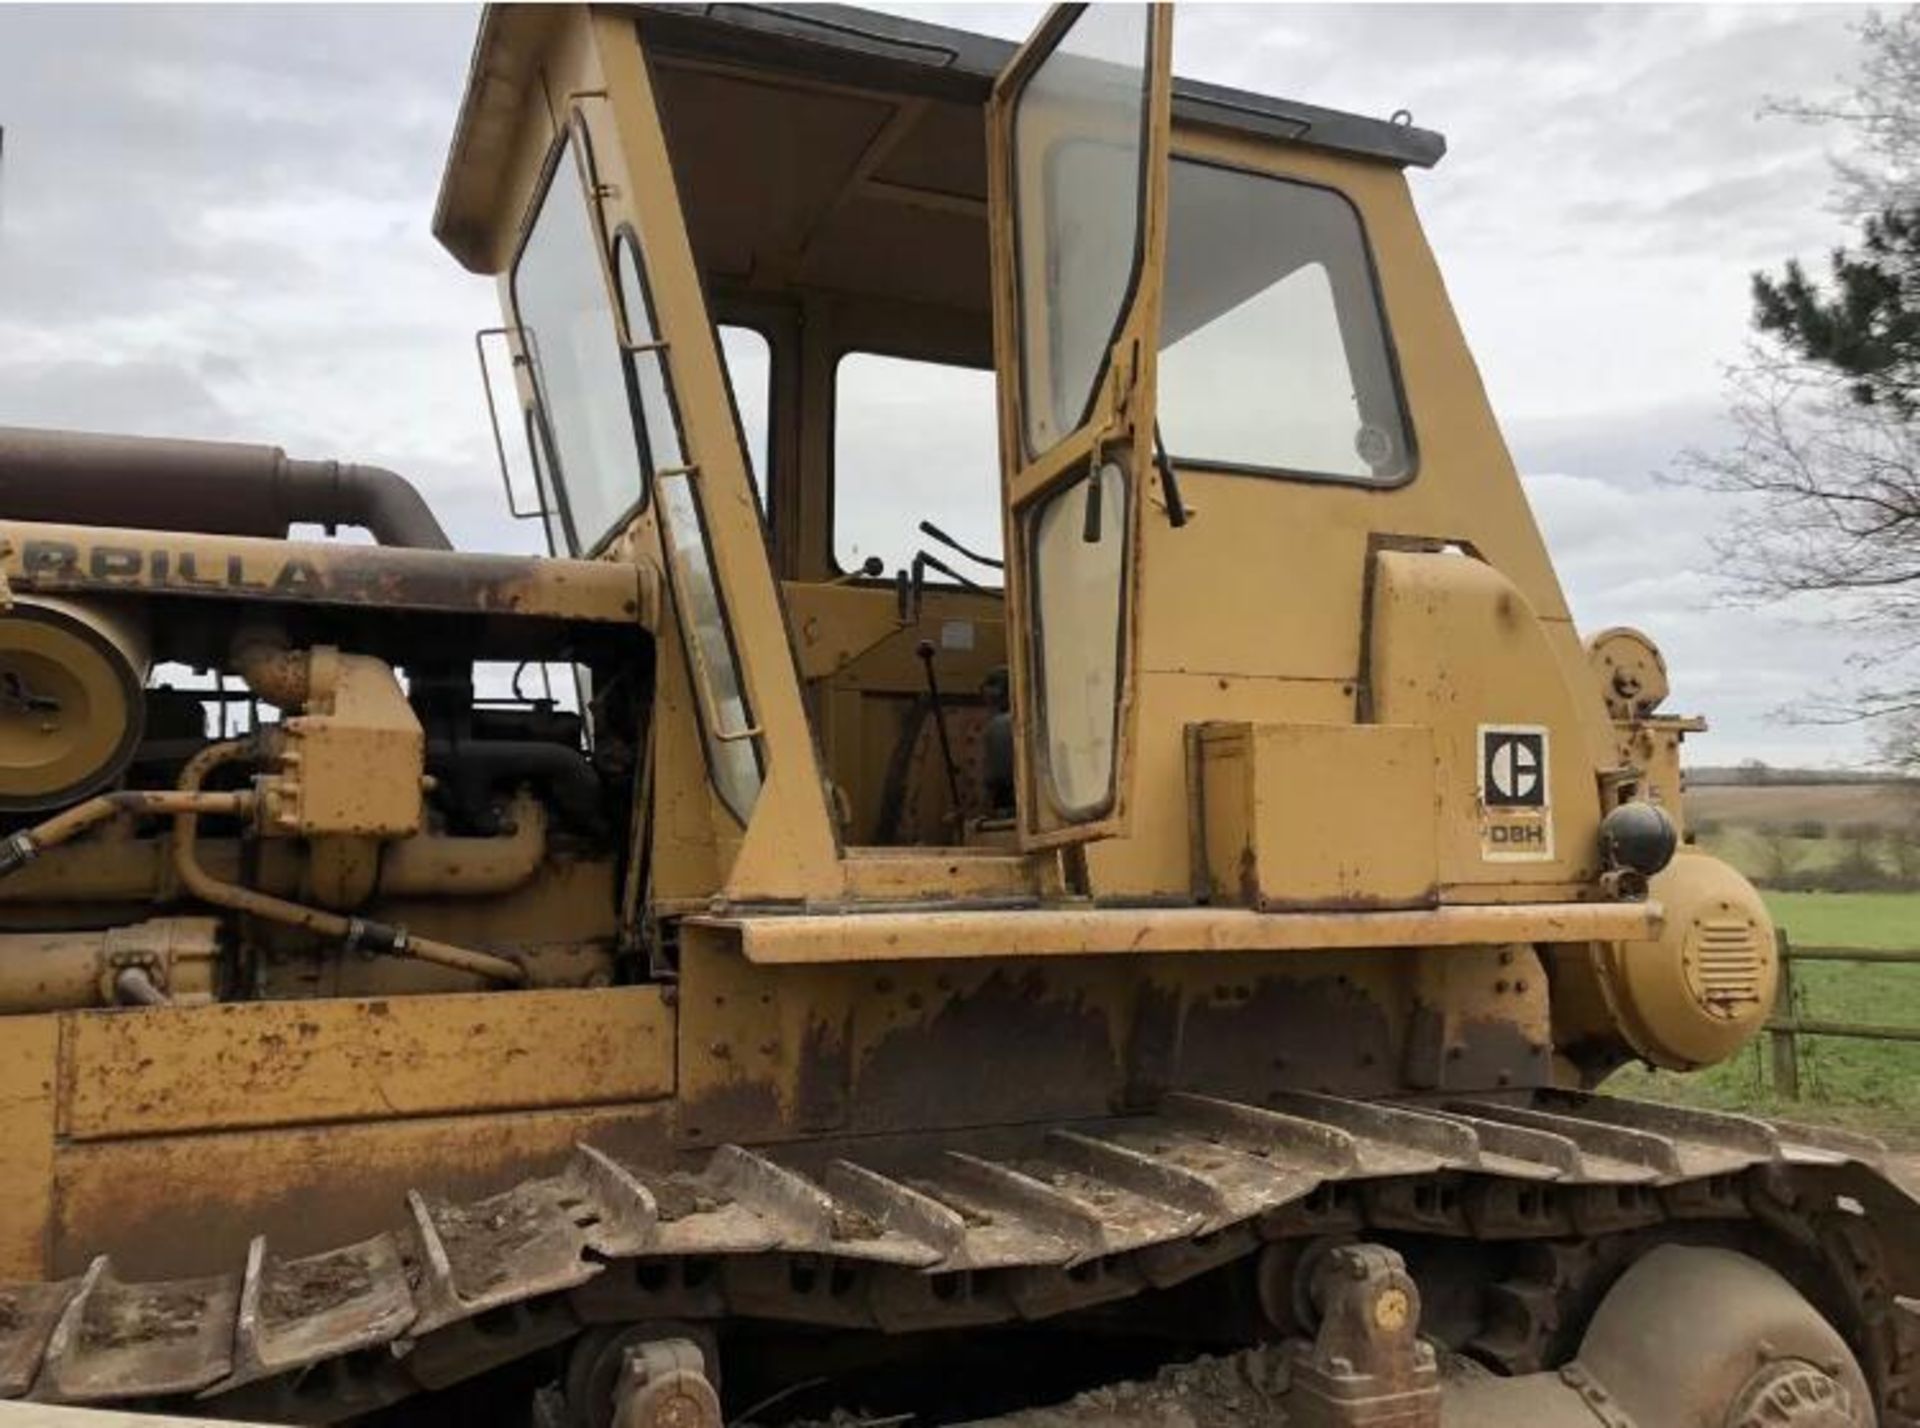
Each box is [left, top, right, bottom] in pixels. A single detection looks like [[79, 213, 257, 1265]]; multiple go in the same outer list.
[[0, 5, 1913, 1426]]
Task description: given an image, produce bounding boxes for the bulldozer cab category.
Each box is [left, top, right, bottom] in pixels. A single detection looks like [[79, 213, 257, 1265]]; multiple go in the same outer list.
[[439, 2, 1615, 920]]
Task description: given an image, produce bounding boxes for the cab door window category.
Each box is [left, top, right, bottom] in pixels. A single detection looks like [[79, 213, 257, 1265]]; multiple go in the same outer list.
[[1011, 4, 1154, 455]]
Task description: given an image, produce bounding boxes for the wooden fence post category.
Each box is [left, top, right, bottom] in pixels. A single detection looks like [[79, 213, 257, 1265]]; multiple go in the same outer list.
[[1769, 927, 1800, 1099]]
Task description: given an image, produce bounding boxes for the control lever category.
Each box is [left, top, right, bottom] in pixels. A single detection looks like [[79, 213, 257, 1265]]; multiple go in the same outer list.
[[1153, 424, 1190, 529], [918, 520, 1003, 570], [833, 555, 885, 586], [915, 639, 966, 824], [897, 550, 982, 627], [914, 550, 984, 592]]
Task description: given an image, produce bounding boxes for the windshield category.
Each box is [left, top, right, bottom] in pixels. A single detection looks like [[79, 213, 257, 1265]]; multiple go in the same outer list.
[[512, 136, 644, 553]]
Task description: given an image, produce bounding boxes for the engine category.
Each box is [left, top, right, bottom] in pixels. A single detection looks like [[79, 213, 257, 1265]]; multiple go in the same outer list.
[[0, 427, 650, 1012]]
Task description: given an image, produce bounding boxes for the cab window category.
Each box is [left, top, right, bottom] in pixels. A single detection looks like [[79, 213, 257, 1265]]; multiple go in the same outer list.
[[720, 324, 771, 509], [1159, 162, 1411, 484], [511, 136, 644, 553], [833, 352, 1001, 582]]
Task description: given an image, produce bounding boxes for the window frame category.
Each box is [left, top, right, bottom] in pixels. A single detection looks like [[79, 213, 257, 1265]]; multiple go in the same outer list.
[[609, 223, 688, 482], [826, 345, 1005, 588], [1008, 1, 1158, 464], [1157, 153, 1420, 491], [609, 221, 767, 827], [522, 401, 570, 559]]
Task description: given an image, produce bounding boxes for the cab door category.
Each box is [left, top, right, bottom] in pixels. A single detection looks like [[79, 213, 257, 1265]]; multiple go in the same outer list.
[[988, 4, 1174, 848]]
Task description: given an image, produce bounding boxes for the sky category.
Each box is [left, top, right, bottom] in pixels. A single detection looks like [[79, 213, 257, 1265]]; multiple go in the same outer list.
[[0, 2, 1890, 768]]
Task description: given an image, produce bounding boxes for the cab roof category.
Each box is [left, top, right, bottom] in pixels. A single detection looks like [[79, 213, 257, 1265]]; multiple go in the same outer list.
[[433, 3, 1448, 274]]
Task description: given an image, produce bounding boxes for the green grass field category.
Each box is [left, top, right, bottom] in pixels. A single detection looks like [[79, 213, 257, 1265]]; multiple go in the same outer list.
[[1606, 890, 1920, 1141]]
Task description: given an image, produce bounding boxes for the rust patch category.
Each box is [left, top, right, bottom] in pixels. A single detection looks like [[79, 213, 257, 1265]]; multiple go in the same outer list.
[[1176, 974, 1396, 1101], [6, 529, 641, 625], [1122, 980, 1182, 1112], [1236, 843, 1260, 907], [1404, 1004, 1550, 1091], [852, 969, 1120, 1134], [794, 1011, 852, 1134], [676, 1076, 785, 1149], [1451, 1014, 1550, 1092]]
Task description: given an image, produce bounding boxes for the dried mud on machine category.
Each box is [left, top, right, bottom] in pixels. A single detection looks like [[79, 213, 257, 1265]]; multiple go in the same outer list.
[[0, 4, 1912, 1426]]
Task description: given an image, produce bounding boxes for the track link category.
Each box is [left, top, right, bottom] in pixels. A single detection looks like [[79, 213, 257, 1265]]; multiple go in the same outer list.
[[1, 1090, 1914, 1422]]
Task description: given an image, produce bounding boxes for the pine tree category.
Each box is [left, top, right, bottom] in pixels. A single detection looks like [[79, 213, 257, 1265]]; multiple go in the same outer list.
[[1752, 207, 1920, 416]]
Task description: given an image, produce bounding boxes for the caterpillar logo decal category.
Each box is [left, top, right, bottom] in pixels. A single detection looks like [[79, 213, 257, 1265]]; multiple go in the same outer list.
[[1479, 724, 1553, 861]]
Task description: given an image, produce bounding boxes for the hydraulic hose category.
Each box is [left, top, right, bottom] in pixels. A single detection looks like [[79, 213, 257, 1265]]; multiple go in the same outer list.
[[0, 788, 251, 874], [0, 739, 526, 987], [169, 741, 526, 986]]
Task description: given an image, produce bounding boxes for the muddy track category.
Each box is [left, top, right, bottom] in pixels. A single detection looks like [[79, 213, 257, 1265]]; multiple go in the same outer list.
[[1, 1090, 1916, 1422]]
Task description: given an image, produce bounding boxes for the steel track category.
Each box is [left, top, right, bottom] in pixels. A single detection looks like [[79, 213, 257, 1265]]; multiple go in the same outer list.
[[2, 1090, 1915, 1424]]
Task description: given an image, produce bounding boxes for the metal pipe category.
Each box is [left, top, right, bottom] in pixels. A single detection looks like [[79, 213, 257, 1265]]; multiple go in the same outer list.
[[0, 930, 117, 1012], [379, 794, 548, 897], [0, 426, 452, 549], [0, 917, 218, 1012], [0, 787, 254, 875], [112, 966, 171, 1007], [0, 799, 553, 906], [170, 741, 527, 986], [230, 625, 312, 709]]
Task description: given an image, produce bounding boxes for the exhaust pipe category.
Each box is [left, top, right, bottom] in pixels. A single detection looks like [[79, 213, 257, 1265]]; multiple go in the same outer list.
[[0, 426, 452, 549]]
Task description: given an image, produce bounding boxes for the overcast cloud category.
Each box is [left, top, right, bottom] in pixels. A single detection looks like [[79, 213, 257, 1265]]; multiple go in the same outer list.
[[0, 3, 1887, 766]]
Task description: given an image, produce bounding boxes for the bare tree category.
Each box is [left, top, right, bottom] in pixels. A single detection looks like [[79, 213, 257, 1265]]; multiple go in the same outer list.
[[1685, 13, 1920, 761], [1769, 9, 1920, 218], [1685, 359, 1920, 730]]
